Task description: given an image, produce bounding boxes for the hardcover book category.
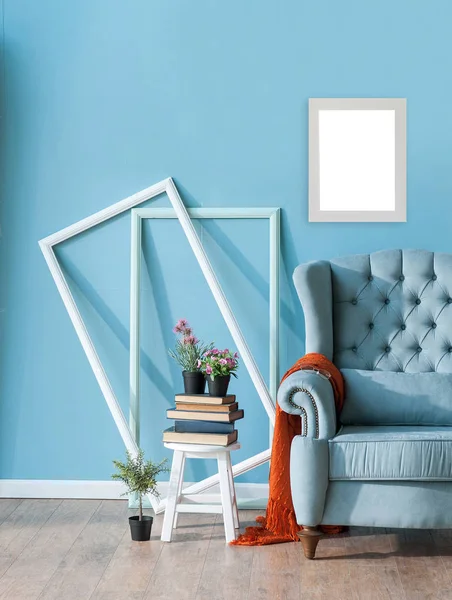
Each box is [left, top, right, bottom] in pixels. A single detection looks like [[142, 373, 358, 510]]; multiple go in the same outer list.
[[175, 402, 239, 413], [173, 420, 234, 434], [167, 408, 244, 423], [162, 427, 238, 446], [174, 393, 236, 406]]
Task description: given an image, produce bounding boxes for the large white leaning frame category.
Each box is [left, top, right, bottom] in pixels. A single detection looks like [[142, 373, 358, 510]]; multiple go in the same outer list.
[[130, 206, 280, 512], [39, 178, 279, 513]]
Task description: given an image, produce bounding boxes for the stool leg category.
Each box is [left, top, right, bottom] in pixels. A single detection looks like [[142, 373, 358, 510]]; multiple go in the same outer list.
[[226, 452, 239, 529], [217, 453, 236, 543], [173, 454, 185, 529], [161, 450, 185, 542]]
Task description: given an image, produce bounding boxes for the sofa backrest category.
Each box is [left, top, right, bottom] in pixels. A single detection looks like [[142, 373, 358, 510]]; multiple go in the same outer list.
[[293, 249, 452, 374], [340, 369, 452, 426]]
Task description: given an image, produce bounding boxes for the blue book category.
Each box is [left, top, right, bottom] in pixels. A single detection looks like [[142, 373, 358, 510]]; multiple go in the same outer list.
[[173, 420, 234, 434]]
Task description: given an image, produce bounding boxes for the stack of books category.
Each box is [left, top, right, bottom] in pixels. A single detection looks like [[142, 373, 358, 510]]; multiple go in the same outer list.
[[163, 393, 244, 446]]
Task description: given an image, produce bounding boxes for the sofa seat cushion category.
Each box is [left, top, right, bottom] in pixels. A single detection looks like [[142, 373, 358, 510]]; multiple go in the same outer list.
[[329, 425, 452, 480]]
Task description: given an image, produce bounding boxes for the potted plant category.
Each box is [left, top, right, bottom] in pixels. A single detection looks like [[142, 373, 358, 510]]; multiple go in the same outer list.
[[168, 319, 213, 394], [112, 449, 169, 541], [199, 348, 239, 396]]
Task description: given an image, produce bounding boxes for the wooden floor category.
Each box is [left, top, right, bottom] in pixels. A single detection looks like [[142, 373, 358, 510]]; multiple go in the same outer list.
[[0, 500, 452, 599]]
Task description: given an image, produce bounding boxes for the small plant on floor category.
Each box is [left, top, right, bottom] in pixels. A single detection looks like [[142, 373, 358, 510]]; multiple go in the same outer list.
[[112, 449, 169, 541], [199, 348, 239, 397], [168, 318, 213, 394]]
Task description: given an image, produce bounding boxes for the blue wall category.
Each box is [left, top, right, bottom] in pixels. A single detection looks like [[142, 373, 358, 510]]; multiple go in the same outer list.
[[1, 0, 452, 483]]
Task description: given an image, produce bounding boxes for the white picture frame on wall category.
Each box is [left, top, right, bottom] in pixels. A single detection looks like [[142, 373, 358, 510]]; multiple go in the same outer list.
[[309, 98, 407, 222]]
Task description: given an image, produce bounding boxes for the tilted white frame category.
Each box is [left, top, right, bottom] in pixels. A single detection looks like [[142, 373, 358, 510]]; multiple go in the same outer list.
[[39, 178, 279, 513], [130, 207, 280, 513]]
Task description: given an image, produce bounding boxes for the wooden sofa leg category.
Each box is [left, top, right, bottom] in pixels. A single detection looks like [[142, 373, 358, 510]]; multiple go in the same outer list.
[[298, 527, 323, 559]]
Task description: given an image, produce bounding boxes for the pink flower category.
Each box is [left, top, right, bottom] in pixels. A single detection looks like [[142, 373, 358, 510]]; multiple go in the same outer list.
[[183, 335, 199, 346], [212, 349, 219, 355], [183, 327, 193, 337], [219, 359, 227, 365], [224, 349, 229, 354], [234, 352, 239, 359], [206, 365, 212, 375], [173, 318, 189, 334], [197, 359, 202, 368], [204, 350, 212, 356]]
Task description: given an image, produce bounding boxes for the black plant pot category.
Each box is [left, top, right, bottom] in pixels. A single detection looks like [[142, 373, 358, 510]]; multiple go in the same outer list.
[[129, 515, 153, 541], [207, 375, 231, 397], [182, 371, 206, 394]]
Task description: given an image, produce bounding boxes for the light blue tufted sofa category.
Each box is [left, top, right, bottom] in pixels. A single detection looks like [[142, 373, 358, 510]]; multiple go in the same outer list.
[[278, 249, 452, 559]]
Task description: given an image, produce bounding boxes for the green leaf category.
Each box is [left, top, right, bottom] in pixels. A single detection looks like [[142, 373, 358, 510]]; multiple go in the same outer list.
[[112, 450, 170, 503]]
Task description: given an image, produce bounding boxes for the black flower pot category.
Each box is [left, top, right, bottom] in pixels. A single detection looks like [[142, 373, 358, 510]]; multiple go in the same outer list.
[[129, 515, 153, 541], [207, 374, 230, 397], [182, 371, 206, 394]]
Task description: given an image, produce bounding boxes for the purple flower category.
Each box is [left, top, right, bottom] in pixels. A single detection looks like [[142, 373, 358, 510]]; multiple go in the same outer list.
[[206, 365, 212, 375], [234, 352, 239, 359], [223, 349, 229, 354], [183, 335, 198, 346], [219, 358, 227, 365]]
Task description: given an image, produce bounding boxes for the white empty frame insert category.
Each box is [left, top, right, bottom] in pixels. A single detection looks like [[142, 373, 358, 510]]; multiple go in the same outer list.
[[309, 98, 406, 222]]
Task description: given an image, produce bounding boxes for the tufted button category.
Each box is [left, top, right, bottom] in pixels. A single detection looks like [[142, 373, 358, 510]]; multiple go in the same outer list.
[[351, 299, 357, 305], [352, 347, 357, 353], [415, 299, 421, 305], [448, 298, 452, 304], [399, 275, 405, 282], [417, 347, 422, 353], [432, 323, 437, 329], [449, 348, 452, 353], [401, 324, 406, 331], [369, 323, 374, 329], [368, 275, 373, 282], [385, 346, 391, 353], [432, 274, 437, 281], [384, 298, 390, 305]]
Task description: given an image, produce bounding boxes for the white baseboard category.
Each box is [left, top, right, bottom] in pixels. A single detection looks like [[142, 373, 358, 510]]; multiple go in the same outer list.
[[0, 480, 269, 509], [0, 480, 127, 500]]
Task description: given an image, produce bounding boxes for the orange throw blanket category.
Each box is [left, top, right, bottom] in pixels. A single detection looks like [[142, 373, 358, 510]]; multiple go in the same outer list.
[[231, 353, 345, 546]]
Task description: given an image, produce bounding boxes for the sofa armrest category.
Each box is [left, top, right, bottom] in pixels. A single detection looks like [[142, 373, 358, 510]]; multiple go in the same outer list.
[[277, 371, 337, 440]]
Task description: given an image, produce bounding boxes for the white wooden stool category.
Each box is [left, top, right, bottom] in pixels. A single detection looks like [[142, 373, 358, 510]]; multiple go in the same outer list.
[[161, 442, 240, 543]]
